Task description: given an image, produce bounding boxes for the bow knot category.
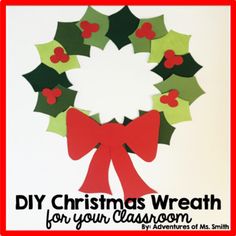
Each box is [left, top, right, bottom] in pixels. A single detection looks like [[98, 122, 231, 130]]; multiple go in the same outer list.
[[99, 123, 126, 147]]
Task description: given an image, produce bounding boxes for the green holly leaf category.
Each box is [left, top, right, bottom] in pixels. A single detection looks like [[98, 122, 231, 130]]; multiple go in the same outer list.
[[34, 85, 77, 117], [123, 116, 132, 125], [149, 30, 191, 63], [47, 110, 67, 137], [23, 63, 72, 92], [36, 40, 80, 74], [158, 112, 175, 145], [152, 53, 202, 80], [47, 108, 90, 137], [90, 113, 101, 123], [155, 75, 205, 104], [76, 7, 109, 49], [54, 22, 90, 56], [129, 15, 168, 53], [152, 93, 191, 124], [125, 111, 175, 145], [106, 6, 140, 49]]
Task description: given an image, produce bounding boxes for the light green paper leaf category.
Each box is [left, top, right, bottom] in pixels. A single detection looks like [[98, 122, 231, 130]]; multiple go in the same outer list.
[[152, 94, 191, 124], [47, 108, 90, 137], [155, 75, 205, 104], [129, 15, 168, 53], [47, 110, 67, 137], [36, 40, 80, 74], [149, 30, 191, 63], [77, 7, 110, 49], [90, 113, 101, 123]]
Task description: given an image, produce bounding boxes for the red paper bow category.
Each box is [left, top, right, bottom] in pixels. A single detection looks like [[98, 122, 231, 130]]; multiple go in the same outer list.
[[66, 108, 160, 199]]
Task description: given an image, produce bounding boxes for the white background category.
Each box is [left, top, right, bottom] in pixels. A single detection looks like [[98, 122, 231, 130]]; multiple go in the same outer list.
[[7, 6, 230, 230]]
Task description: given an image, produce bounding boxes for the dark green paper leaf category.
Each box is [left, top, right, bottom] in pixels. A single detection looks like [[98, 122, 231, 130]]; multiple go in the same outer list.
[[54, 22, 90, 56], [34, 85, 77, 117], [106, 6, 140, 49], [152, 53, 202, 80], [23, 63, 72, 92]]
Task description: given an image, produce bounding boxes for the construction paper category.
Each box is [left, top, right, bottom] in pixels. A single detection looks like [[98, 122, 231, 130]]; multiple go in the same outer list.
[[76, 7, 109, 49], [90, 113, 101, 123], [129, 16, 168, 53], [124, 113, 151, 152], [42, 87, 62, 105], [66, 108, 160, 199], [106, 6, 140, 49], [123, 116, 135, 153], [149, 30, 191, 63], [50, 47, 70, 63], [123, 116, 132, 125], [160, 89, 179, 107], [54, 22, 90, 56], [47, 108, 90, 137], [36, 40, 80, 74], [124, 111, 175, 145], [158, 112, 176, 145], [47, 110, 68, 136], [135, 23, 156, 40], [108, 118, 119, 123], [153, 93, 191, 124], [47, 108, 100, 137], [23, 63, 72, 92], [80, 21, 100, 38], [162, 50, 184, 69], [123, 111, 149, 124], [139, 110, 147, 116], [152, 53, 202, 79], [34, 85, 77, 117], [155, 75, 204, 104]]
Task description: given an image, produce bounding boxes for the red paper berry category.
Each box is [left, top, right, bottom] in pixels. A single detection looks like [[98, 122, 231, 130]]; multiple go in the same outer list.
[[160, 89, 179, 108], [175, 56, 184, 65], [50, 47, 69, 64], [135, 22, 156, 40], [163, 50, 183, 69], [80, 21, 100, 39], [164, 50, 175, 59], [42, 87, 62, 105]]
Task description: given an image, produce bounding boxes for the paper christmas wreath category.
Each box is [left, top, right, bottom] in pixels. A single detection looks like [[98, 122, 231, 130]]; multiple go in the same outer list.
[[23, 6, 204, 199]]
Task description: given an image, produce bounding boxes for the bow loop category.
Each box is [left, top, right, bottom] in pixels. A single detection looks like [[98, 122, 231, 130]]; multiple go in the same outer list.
[[66, 108, 100, 160], [126, 110, 160, 162]]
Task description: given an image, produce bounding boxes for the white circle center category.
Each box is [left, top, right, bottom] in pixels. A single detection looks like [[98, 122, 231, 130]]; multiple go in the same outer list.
[[67, 42, 162, 123]]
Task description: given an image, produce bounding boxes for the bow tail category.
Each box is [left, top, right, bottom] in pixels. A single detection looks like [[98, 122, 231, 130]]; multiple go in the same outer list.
[[111, 146, 156, 200], [79, 145, 112, 195]]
